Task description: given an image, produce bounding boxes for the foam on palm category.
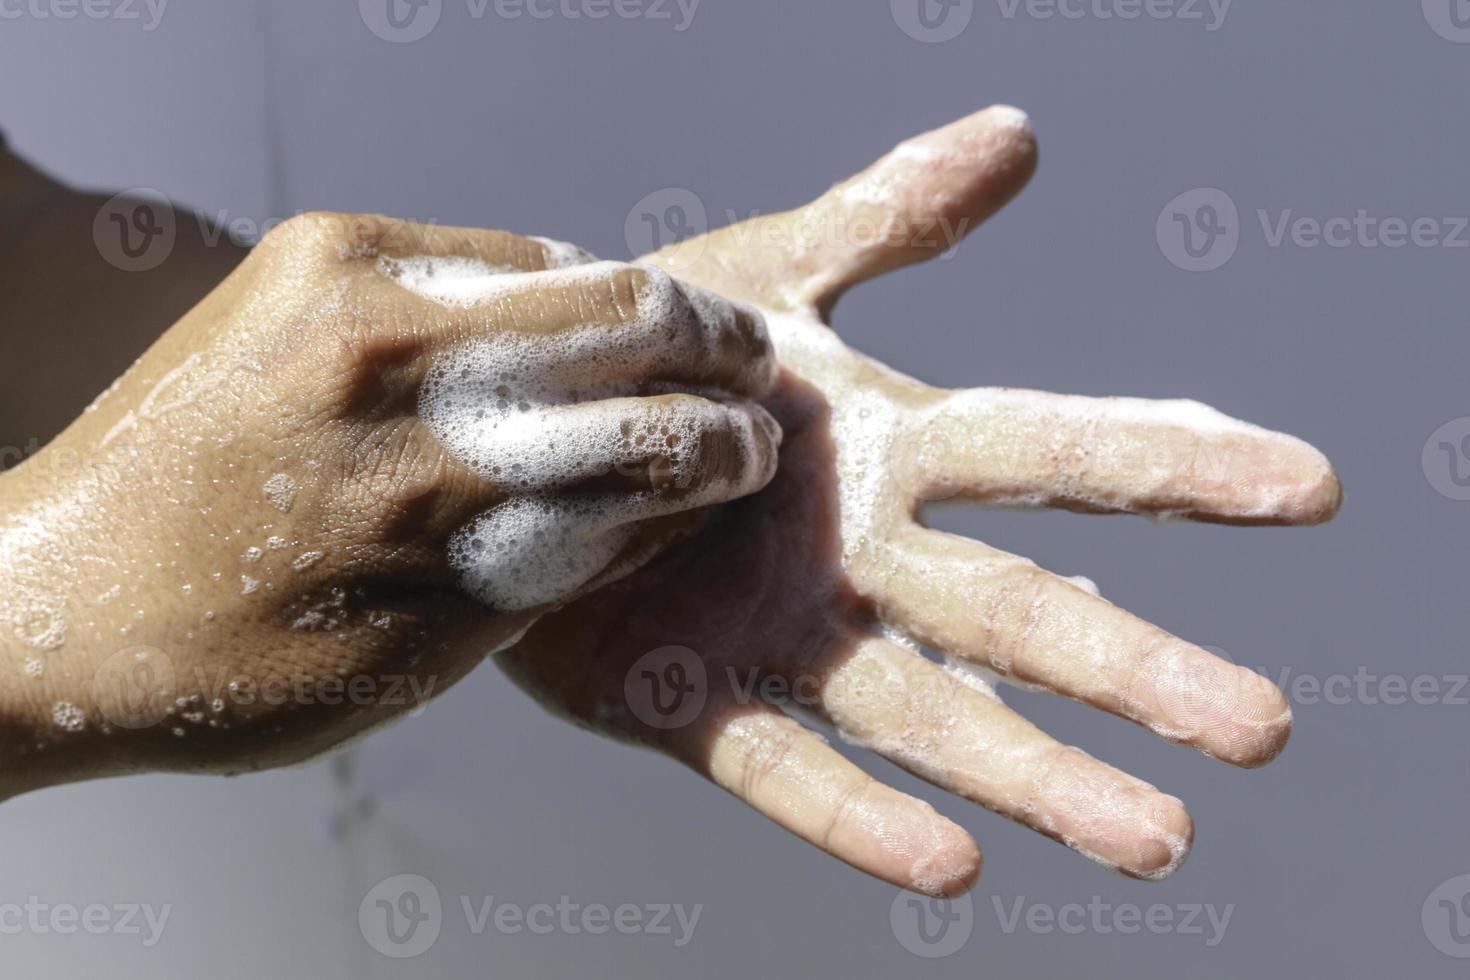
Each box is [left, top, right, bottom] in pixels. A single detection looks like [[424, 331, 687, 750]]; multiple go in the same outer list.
[[761, 302, 1304, 878]]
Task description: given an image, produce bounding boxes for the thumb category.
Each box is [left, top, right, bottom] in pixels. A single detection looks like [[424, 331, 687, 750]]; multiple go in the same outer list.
[[792, 104, 1038, 315], [656, 105, 1038, 317]]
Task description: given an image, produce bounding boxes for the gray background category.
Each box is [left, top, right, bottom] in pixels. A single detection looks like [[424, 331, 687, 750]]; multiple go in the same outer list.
[[1, 0, 1467, 976]]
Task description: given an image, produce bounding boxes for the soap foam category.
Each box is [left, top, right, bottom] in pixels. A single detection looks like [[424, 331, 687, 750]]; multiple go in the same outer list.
[[11, 594, 66, 651], [530, 235, 597, 269], [51, 701, 86, 732], [263, 473, 299, 514], [390, 255, 778, 615]]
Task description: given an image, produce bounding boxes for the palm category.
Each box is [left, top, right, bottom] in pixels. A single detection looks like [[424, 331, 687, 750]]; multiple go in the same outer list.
[[499, 107, 1340, 895]]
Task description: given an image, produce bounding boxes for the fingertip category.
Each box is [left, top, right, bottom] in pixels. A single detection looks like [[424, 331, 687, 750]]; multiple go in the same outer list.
[[1219, 685, 1293, 769], [1212, 435, 1343, 527], [908, 817, 984, 898], [831, 782, 982, 897], [1140, 643, 1295, 768], [1289, 453, 1343, 525], [921, 103, 1039, 205], [737, 400, 784, 494], [1124, 796, 1195, 881], [1183, 671, 1291, 769], [801, 105, 1041, 313], [981, 103, 1034, 134]]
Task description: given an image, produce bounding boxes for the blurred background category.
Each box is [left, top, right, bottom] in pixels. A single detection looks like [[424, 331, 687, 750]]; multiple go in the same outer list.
[[1, 1, 1467, 976]]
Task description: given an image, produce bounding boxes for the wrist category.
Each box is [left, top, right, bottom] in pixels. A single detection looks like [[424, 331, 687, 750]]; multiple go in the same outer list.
[[0, 469, 132, 799]]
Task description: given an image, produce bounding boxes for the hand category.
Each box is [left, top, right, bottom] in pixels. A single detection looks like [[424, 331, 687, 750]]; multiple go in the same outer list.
[[500, 106, 1342, 896], [0, 213, 780, 795]]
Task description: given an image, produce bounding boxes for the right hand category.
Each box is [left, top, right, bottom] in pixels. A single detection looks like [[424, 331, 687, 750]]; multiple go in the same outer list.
[[501, 106, 1341, 896], [0, 213, 780, 793]]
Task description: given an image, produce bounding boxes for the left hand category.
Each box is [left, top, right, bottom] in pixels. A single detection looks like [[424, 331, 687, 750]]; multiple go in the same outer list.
[[500, 105, 1341, 896]]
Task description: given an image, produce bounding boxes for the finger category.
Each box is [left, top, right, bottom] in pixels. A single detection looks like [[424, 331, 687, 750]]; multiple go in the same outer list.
[[905, 389, 1342, 525], [705, 105, 1038, 315], [429, 393, 781, 496], [443, 400, 779, 613], [670, 702, 980, 896], [818, 633, 1194, 879], [873, 527, 1294, 768], [644, 106, 1036, 315], [798, 104, 1037, 313], [382, 261, 777, 400], [266, 212, 590, 274]]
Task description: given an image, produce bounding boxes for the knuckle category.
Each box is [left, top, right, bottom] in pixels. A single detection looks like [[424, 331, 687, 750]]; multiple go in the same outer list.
[[607, 264, 679, 325], [736, 304, 776, 362], [264, 211, 346, 249], [736, 722, 800, 801], [262, 212, 412, 261], [986, 568, 1052, 678], [491, 231, 551, 271], [681, 406, 742, 490]]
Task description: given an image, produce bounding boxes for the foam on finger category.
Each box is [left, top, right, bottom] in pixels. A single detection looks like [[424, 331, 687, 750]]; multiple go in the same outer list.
[[388, 254, 781, 615]]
